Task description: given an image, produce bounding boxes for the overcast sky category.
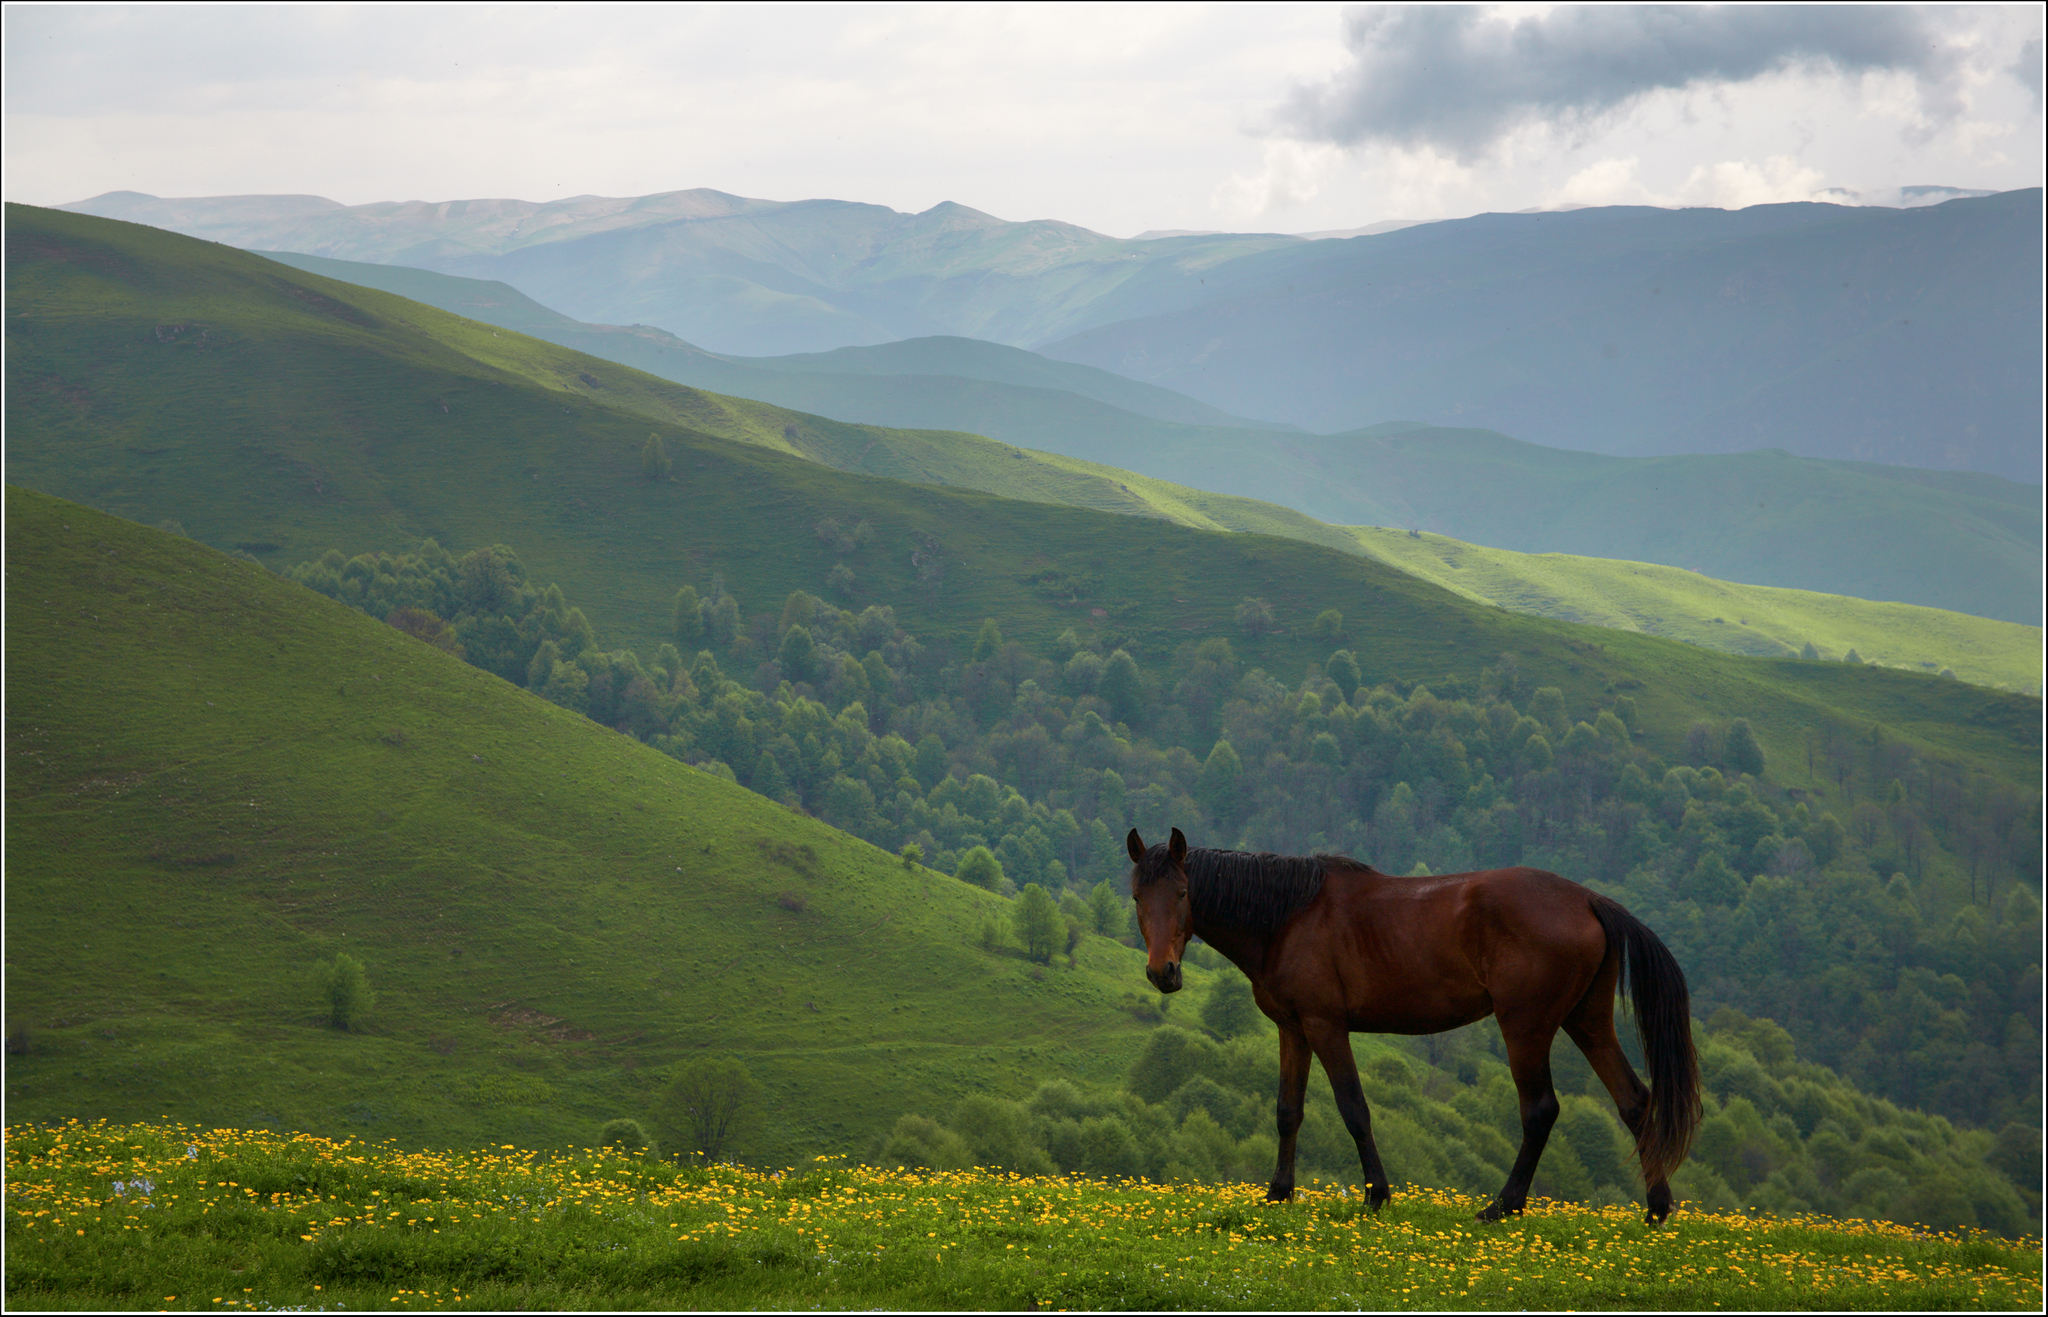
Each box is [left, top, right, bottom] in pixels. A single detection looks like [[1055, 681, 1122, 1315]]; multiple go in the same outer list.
[[4, 3, 2042, 237]]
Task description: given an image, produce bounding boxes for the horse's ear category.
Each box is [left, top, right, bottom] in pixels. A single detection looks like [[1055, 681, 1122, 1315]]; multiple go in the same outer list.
[[1126, 828, 1146, 863], [1169, 827, 1187, 865]]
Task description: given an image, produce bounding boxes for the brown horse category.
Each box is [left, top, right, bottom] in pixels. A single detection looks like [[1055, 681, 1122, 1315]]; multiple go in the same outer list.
[[1127, 827, 1700, 1223]]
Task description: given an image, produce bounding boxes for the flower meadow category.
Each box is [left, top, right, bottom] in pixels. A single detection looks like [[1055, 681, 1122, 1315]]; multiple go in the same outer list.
[[5, 1121, 2039, 1311]]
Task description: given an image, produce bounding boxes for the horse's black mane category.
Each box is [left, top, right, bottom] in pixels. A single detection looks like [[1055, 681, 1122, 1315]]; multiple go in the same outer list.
[[1144, 845, 1348, 935]]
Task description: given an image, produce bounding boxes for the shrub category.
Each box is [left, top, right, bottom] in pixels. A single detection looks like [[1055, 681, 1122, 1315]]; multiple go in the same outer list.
[[600, 1118, 657, 1159], [314, 953, 375, 1031], [955, 845, 1004, 890]]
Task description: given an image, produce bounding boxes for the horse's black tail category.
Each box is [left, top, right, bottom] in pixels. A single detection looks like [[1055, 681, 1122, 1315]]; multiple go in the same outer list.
[[1590, 895, 1701, 1187]]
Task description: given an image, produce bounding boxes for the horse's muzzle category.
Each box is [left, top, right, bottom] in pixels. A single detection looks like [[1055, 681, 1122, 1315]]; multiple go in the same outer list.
[[1147, 961, 1183, 993]]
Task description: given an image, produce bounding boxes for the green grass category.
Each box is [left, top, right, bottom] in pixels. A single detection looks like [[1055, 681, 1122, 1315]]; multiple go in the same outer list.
[[2, 486, 1191, 1164], [5, 203, 2037, 798], [1343, 527, 2041, 692], [8, 1120, 2040, 1311]]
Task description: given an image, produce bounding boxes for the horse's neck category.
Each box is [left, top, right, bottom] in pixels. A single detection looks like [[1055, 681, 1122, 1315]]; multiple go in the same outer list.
[[1190, 917, 1270, 980]]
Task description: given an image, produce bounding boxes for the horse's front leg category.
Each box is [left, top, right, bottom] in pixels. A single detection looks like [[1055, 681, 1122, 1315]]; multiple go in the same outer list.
[[1265, 1024, 1312, 1202], [1304, 1019, 1392, 1209]]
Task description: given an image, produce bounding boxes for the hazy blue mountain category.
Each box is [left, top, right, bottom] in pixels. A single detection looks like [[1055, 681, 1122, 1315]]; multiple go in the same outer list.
[[1040, 191, 2044, 483], [66, 188, 1296, 357], [244, 249, 2043, 625], [255, 252, 1293, 433]]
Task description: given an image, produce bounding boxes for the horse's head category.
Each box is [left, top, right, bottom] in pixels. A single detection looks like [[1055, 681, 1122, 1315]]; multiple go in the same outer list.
[[1127, 826, 1190, 993]]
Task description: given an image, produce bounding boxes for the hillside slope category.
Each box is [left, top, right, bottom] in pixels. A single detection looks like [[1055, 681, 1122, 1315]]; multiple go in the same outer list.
[[1, 485, 1182, 1160], [240, 245, 2042, 627], [5, 202, 2036, 791]]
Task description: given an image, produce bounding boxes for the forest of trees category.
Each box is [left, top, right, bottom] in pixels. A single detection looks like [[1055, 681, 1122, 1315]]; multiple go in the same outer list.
[[286, 541, 2042, 1191]]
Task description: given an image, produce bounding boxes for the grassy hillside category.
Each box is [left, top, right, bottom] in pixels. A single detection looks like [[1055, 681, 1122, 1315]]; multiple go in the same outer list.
[[246, 247, 2042, 627], [1, 485, 1184, 1162], [1345, 528, 2040, 692], [6, 202, 2037, 795]]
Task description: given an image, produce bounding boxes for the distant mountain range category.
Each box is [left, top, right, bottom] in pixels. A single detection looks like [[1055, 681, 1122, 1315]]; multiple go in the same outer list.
[[60, 186, 2044, 481]]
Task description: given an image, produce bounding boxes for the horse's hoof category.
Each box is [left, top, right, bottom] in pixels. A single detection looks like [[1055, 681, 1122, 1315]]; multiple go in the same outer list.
[[1475, 1201, 1519, 1223], [1263, 1188, 1294, 1203], [1368, 1186, 1391, 1211]]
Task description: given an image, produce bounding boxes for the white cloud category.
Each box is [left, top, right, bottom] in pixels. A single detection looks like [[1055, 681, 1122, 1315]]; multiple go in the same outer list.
[[0, 3, 2039, 238], [1211, 140, 1345, 224], [1677, 155, 1832, 209]]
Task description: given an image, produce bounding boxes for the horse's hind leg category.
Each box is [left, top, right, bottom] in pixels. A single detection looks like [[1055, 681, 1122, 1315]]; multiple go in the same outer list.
[[1303, 1019, 1392, 1209], [1265, 1024, 1312, 1202], [1478, 1020, 1562, 1222], [1565, 1000, 1669, 1222]]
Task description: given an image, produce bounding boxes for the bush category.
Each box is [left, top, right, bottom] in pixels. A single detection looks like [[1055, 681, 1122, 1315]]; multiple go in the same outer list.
[[314, 953, 374, 1031], [600, 1118, 657, 1159], [955, 845, 1004, 890]]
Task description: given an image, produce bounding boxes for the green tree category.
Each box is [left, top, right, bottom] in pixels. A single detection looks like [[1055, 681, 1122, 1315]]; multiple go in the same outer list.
[[1196, 740, 1243, 825], [899, 842, 924, 869], [1725, 717, 1766, 778], [973, 618, 1004, 662], [661, 1057, 760, 1165], [1201, 972, 1260, 1040], [671, 586, 703, 645], [641, 434, 672, 481], [1016, 883, 1062, 964], [1529, 686, 1568, 736], [913, 734, 948, 788], [1311, 609, 1344, 642], [1324, 649, 1361, 702], [778, 625, 819, 684], [1099, 649, 1143, 724], [1234, 596, 1276, 636], [315, 953, 375, 1031], [1088, 879, 1125, 937], [955, 845, 1005, 890], [1685, 851, 1743, 906], [702, 593, 740, 646]]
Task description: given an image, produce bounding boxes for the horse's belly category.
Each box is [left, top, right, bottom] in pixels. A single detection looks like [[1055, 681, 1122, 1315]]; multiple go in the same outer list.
[[1346, 981, 1493, 1035]]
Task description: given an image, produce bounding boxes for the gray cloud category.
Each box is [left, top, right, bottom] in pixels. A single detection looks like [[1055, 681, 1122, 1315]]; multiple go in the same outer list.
[[1278, 5, 1965, 159], [2015, 36, 2045, 111]]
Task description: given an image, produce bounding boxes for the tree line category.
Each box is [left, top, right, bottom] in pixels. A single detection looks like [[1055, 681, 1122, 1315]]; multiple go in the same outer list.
[[284, 542, 2042, 1149]]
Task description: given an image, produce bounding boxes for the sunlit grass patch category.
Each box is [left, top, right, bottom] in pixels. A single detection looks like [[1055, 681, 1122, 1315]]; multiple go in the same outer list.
[[6, 1121, 2039, 1311]]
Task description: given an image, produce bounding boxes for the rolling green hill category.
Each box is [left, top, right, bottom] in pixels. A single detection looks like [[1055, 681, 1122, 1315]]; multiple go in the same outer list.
[[1, 484, 1184, 1161], [5, 201, 2037, 794], [243, 248, 2042, 628]]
